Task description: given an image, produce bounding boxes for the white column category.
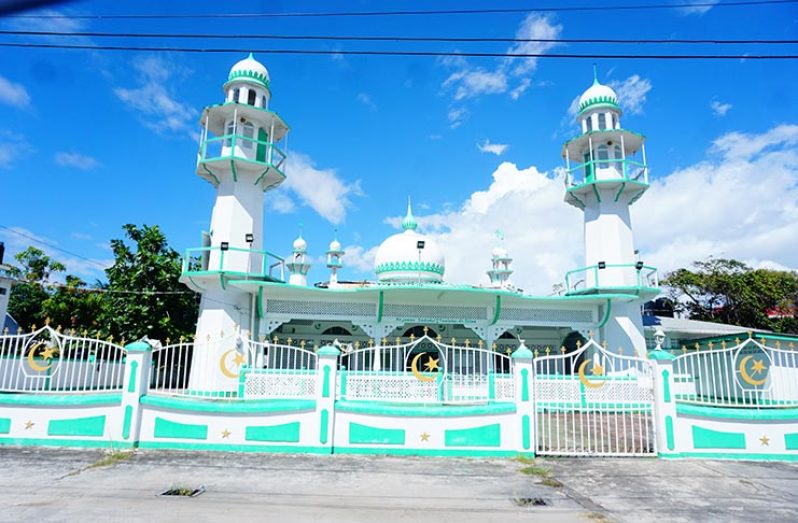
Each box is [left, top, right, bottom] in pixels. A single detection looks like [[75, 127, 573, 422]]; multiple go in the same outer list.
[[649, 350, 678, 456], [316, 345, 340, 450], [511, 343, 534, 455], [118, 341, 153, 446]]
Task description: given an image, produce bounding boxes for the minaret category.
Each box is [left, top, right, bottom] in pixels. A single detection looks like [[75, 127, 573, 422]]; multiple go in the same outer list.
[[326, 232, 345, 288], [561, 66, 657, 354], [182, 54, 290, 390], [286, 231, 312, 286], [487, 231, 513, 289]]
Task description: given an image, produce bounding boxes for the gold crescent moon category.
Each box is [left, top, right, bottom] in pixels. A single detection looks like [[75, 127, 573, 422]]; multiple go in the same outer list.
[[578, 360, 604, 389], [26, 342, 51, 372], [739, 355, 767, 387], [219, 349, 240, 379], [411, 353, 436, 382]]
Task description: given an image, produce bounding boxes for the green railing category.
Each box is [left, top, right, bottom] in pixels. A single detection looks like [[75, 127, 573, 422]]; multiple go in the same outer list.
[[565, 157, 648, 188], [182, 245, 285, 282], [199, 133, 287, 172], [564, 263, 658, 294]]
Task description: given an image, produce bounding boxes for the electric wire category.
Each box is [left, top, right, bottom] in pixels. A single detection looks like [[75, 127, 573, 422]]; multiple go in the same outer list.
[[0, 225, 109, 269]]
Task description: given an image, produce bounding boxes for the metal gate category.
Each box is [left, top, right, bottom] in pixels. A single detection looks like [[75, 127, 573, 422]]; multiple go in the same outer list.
[[533, 337, 656, 456]]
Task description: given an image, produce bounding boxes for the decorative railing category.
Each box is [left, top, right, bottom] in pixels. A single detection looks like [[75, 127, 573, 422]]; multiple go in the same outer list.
[[565, 157, 648, 188], [0, 326, 126, 393], [673, 337, 798, 408], [564, 263, 658, 293], [182, 245, 285, 281], [338, 335, 514, 404], [199, 133, 286, 172]]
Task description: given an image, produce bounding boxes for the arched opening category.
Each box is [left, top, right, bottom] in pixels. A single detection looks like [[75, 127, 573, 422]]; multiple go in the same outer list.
[[232, 88, 240, 103], [558, 331, 588, 375], [241, 122, 254, 150], [322, 326, 351, 336], [598, 113, 607, 130], [225, 121, 235, 146], [247, 89, 257, 106], [256, 128, 268, 162], [597, 145, 609, 169]]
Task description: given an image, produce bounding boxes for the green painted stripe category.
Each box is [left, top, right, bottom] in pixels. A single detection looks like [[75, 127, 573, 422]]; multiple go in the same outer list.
[[662, 369, 671, 403], [335, 401, 515, 417], [257, 287, 264, 317], [677, 403, 798, 421], [0, 393, 121, 406], [0, 437, 135, 449], [521, 369, 529, 402], [122, 405, 132, 440], [138, 441, 331, 453], [521, 414, 531, 450], [377, 290, 384, 322], [320, 409, 329, 444], [245, 422, 300, 443], [349, 422, 405, 445], [140, 395, 316, 413], [785, 433, 798, 450], [490, 294, 501, 325], [665, 415, 675, 451], [692, 425, 746, 450], [127, 360, 138, 393], [0, 418, 10, 434], [597, 299, 612, 328], [445, 423, 501, 448], [47, 415, 106, 437], [153, 417, 208, 440], [322, 365, 331, 398], [334, 447, 525, 457]]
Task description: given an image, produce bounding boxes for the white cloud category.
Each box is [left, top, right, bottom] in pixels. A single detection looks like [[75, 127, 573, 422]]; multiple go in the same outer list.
[[677, 0, 720, 15], [477, 139, 509, 156], [0, 75, 30, 108], [278, 152, 363, 225], [0, 132, 32, 169], [710, 100, 733, 116], [266, 190, 298, 214], [114, 56, 198, 137], [356, 92, 377, 111], [342, 245, 379, 273], [55, 152, 99, 170], [609, 75, 652, 115], [447, 107, 469, 129]]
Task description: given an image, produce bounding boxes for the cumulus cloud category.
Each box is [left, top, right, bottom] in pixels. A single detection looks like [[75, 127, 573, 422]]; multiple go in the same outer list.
[[55, 152, 99, 170], [342, 244, 379, 273], [0, 75, 30, 108], [276, 152, 363, 225], [477, 139, 509, 156], [710, 100, 732, 116], [343, 124, 798, 293], [114, 56, 198, 137], [609, 75, 652, 115]]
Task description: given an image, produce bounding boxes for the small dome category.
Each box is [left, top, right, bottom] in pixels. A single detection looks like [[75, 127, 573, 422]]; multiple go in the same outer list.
[[492, 246, 509, 258], [578, 75, 619, 114], [228, 53, 270, 89], [329, 239, 342, 252], [374, 201, 445, 283], [293, 235, 307, 253]]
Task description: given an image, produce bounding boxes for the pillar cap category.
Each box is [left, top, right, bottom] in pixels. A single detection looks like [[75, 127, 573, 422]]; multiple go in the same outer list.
[[647, 349, 675, 361], [511, 343, 534, 360], [317, 345, 340, 356], [125, 341, 153, 353]]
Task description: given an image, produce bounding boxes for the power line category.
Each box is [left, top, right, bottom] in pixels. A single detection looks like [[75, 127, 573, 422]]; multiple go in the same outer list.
[[0, 225, 108, 269], [4, 275, 195, 295], [7, 0, 797, 19], [0, 42, 795, 59], [2, 29, 795, 45]]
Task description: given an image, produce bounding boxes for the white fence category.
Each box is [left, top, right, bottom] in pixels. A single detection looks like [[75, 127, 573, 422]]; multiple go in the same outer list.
[[534, 338, 656, 456], [673, 337, 798, 408], [0, 326, 126, 393], [338, 336, 514, 404]]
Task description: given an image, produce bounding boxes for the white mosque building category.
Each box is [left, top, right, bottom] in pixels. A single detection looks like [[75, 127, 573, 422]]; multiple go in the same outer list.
[[180, 55, 731, 362]]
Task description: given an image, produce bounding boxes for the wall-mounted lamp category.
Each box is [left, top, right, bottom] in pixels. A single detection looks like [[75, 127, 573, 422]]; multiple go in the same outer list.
[[597, 261, 606, 269], [220, 242, 229, 251], [245, 233, 254, 243]]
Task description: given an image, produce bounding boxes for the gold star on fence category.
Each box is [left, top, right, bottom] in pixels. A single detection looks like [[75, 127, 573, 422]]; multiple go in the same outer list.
[[591, 364, 605, 376], [751, 359, 766, 375], [222, 429, 231, 439], [420, 432, 430, 442], [232, 353, 246, 366], [24, 420, 34, 430], [41, 346, 58, 360], [424, 357, 439, 372], [760, 435, 770, 446]]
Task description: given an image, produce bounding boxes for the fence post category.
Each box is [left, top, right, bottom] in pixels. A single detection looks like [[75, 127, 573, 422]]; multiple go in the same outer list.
[[118, 340, 153, 448], [316, 345, 340, 452], [649, 349, 678, 457], [512, 342, 535, 456]]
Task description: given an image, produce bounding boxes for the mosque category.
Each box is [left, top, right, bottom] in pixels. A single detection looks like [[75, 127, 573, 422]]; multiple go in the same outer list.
[[180, 54, 736, 363]]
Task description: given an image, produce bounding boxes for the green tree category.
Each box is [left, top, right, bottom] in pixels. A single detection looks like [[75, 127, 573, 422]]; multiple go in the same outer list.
[[99, 224, 199, 341], [664, 258, 798, 334], [4, 247, 66, 329], [41, 275, 104, 332]]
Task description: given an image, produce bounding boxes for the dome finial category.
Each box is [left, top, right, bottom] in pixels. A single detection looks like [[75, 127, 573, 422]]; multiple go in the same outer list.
[[402, 197, 418, 231], [248, 52, 255, 59], [592, 63, 599, 85]]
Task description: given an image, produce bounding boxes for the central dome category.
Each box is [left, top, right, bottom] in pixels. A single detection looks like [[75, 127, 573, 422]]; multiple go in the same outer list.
[[374, 201, 445, 283], [227, 53, 270, 89], [578, 73, 619, 115]]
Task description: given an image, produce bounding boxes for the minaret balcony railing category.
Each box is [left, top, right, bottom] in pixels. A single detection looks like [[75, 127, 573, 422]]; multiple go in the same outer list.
[[199, 133, 287, 174], [564, 263, 658, 295], [564, 157, 648, 189], [182, 246, 286, 283]]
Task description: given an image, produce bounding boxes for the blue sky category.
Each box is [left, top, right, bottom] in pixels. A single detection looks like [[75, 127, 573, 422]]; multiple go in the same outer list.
[[1, 1, 797, 293]]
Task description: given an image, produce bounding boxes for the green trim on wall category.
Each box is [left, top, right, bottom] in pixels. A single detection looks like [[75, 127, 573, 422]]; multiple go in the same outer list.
[[521, 369, 529, 402], [140, 395, 316, 414], [784, 433, 798, 451], [335, 400, 515, 417], [490, 295, 501, 325], [692, 425, 746, 450], [522, 414, 531, 450], [322, 366, 331, 398], [47, 415, 106, 437], [445, 424, 501, 447], [677, 403, 798, 421], [0, 393, 122, 407], [662, 369, 671, 403], [0, 418, 10, 434], [320, 409, 329, 444], [665, 415, 675, 451], [127, 361, 138, 393], [597, 299, 612, 328], [0, 437, 135, 449], [349, 422, 406, 445], [662, 452, 798, 461], [153, 417, 208, 440], [375, 261, 445, 276], [245, 422, 300, 443], [377, 290, 384, 322], [123, 405, 132, 440]]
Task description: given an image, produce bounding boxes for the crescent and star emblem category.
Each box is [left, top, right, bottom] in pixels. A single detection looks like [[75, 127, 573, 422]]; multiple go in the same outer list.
[[26, 341, 58, 372], [578, 359, 605, 389], [738, 355, 768, 387], [219, 349, 246, 379], [410, 353, 439, 382]]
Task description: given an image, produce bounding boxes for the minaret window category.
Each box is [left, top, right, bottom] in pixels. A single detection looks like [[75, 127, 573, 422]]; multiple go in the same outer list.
[[247, 90, 257, 106], [241, 122, 254, 149], [232, 88, 240, 103], [225, 121, 235, 146], [597, 145, 609, 168], [598, 113, 607, 130], [612, 114, 618, 129], [261, 95, 268, 108], [586, 117, 593, 132]]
